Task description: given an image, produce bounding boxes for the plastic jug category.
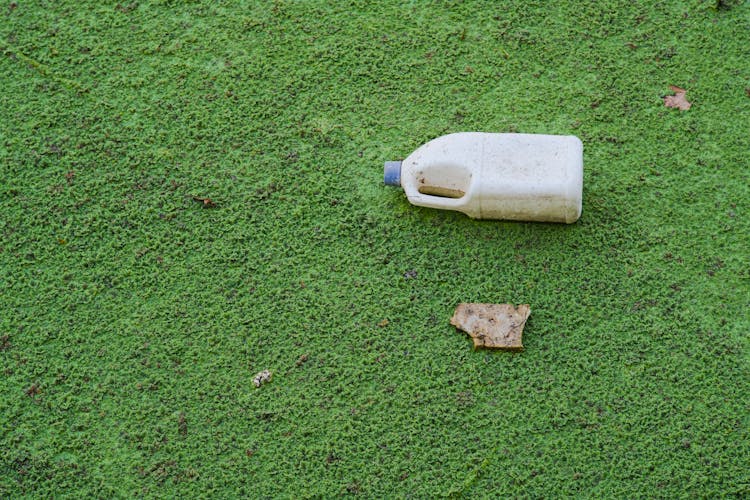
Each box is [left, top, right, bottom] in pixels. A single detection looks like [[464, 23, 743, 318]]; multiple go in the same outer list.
[[384, 132, 583, 223]]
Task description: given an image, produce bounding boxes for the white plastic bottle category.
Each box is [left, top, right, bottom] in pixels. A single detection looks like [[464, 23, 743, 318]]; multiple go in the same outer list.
[[384, 132, 583, 223]]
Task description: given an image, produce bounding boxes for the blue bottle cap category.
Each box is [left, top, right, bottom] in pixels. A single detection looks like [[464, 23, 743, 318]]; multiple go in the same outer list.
[[384, 161, 402, 187]]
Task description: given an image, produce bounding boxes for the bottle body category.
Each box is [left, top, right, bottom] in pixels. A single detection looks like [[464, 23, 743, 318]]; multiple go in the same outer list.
[[387, 132, 583, 223]]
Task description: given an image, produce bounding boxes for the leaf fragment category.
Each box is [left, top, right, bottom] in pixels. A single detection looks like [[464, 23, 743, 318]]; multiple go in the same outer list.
[[664, 85, 691, 110], [451, 303, 530, 350], [192, 196, 217, 207]]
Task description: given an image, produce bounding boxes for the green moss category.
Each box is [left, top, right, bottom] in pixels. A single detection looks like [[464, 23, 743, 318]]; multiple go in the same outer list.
[[1, 1, 748, 497]]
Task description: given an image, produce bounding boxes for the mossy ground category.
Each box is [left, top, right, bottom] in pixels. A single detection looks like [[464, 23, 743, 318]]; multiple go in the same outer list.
[[1, 1, 749, 497]]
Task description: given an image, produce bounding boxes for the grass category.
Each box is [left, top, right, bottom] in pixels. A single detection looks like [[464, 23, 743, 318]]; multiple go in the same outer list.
[[1, 0, 749, 497]]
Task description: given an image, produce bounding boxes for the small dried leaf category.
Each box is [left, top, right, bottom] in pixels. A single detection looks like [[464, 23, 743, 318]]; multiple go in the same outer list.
[[451, 303, 530, 350], [192, 196, 217, 207], [377, 319, 389, 327], [664, 85, 691, 110]]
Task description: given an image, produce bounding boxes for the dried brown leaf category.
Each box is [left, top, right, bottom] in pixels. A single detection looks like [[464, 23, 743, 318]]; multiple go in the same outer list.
[[664, 85, 691, 110], [451, 303, 530, 350], [192, 196, 217, 207]]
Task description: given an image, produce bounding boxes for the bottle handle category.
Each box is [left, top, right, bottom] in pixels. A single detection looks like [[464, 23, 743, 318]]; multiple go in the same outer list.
[[402, 181, 469, 210]]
